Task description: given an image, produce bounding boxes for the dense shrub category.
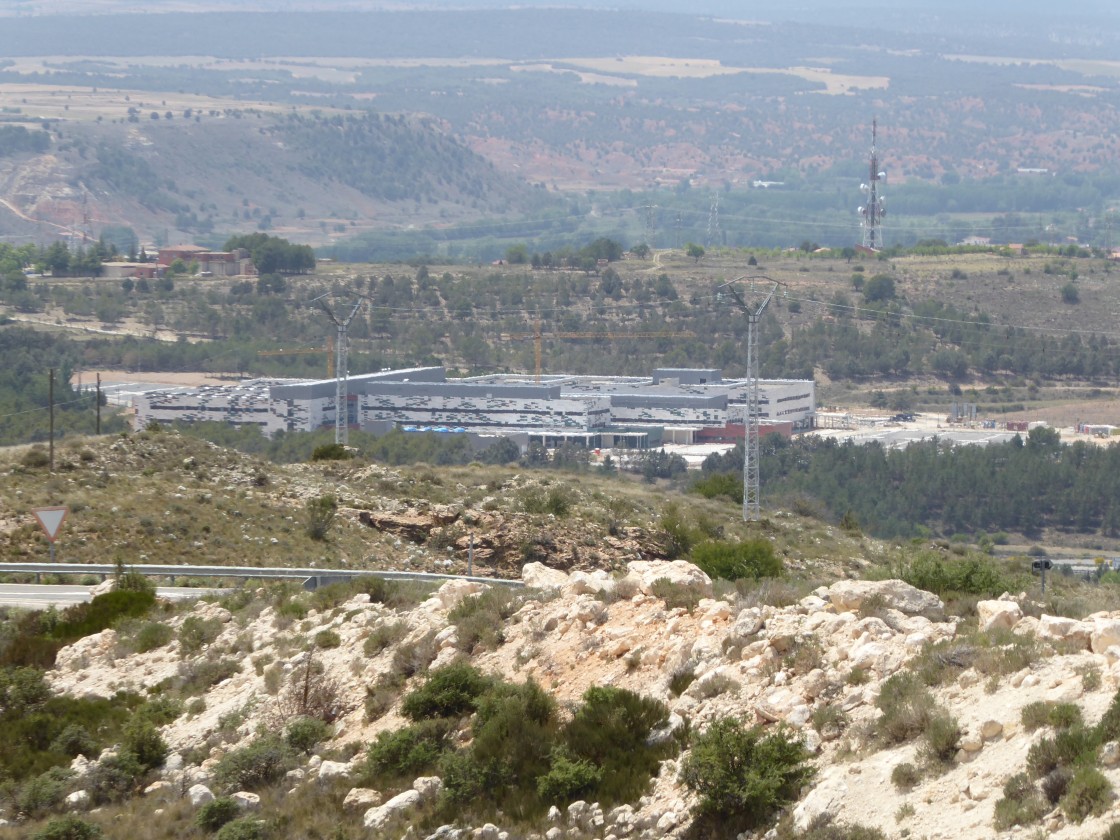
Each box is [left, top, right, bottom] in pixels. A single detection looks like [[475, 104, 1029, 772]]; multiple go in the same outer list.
[[196, 797, 242, 832], [898, 552, 1009, 598], [31, 816, 104, 840], [87, 750, 145, 804], [213, 736, 293, 792], [363, 621, 406, 656], [49, 724, 97, 758], [284, 716, 331, 754], [993, 773, 1048, 831], [178, 616, 224, 654], [400, 662, 493, 721], [449, 589, 521, 653], [360, 720, 450, 786], [536, 750, 602, 803], [1026, 726, 1099, 779], [690, 539, 782, 581], [305, 495, 338, 541], [681, 718, 815, 830], [52, 590, 156, 640], [17, 766, 73, 818], [133, 621, 174, 653], [875, 672, 937, 743], [121, 719, 168, 770], [313, 630, 341, 649], [1061, 766, 1112, 822]]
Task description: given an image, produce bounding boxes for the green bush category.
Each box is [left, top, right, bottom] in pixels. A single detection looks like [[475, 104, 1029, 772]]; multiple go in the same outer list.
[[311, 443, 350, 461], [536, 749, 602, 803], [285, 716, 331, 754], [314, 630, 341, 649], [449, 590, 520, 653], [1061, 766, 1112, 822], [49, 724, 97, 758], [919, 711, 961, 766], [360, 720, 450, 787], [134, 621, 174, 653], [196, 797, 242, 832], [31, 816, 104, 840], [1021, 700, 1054, 731], [890, 762, 920, 789], [650, 578, 700, 612], [363, 621, 406, 656], [213, 736, 293, 792], [993, 772, 1048, 830], [87, 750, 145, 804], [122, 719, 168, 770], [18, 766, 74, 818], [215, 818, 269, 840], [400, 662, 493, 721], [305, 495, 338, 541], [690, 539, 783, 581], [898, 552, 1009, 598], [875, 672, 937, 744], [1026, 726, 1099, 779], [692, 472, 742, 503], [0, 666, 51, 712], [52, 590, 156, 642], [178, 658, 242, 696], [681, 718, 815, 830], [1103, 823, 1120, 840], [178, 616, 224, 654]]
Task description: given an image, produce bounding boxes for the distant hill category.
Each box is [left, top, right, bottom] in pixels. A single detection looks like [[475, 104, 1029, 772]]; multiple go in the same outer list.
[[0, 108, 556, 245]]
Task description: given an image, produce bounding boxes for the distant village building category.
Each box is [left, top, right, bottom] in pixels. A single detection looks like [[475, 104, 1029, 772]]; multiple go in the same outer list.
[[157, 245, 256, 277], [132, 366, 816, 450], [960, 236, 991, 246]]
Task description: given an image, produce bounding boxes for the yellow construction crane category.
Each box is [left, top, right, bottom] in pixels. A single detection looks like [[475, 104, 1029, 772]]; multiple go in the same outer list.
[[506, 318, 694, 382], [257, 335, 335, 377]]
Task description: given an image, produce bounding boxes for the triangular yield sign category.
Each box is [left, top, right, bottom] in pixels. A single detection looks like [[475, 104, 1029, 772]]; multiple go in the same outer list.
[[32, 507, 68, 542]]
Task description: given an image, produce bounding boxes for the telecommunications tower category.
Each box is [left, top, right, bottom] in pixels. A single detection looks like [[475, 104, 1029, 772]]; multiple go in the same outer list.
[[858, 120, 886, 250]]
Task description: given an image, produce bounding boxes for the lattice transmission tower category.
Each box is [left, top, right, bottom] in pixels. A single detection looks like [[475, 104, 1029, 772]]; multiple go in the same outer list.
[[311, 295, 364, 445], [717, 276, 782, 521], [858, 120, 886, 250], [706, 191, 722, 248]]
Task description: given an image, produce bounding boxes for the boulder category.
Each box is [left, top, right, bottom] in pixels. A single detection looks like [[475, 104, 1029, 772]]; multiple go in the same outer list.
[[1091, 619, 1120, 655], [413, 776, 443, 802], [343, 788, 383, 811], [358, 508, 456, 543], [65, 790, 90, 811], [317, 760, 350, 783], [433, 580, 487, 610], [188, 784, 215, 806], [143, 781, 174, 799], [623, 560, 712, 598], [522, 562, 568, 590], [828, 579, 942, 617], [977, 600, 1023, 633], [364, 789, 421, 830], [231, 791, 261, 811], [564, 570, 614, 597], [1038, 615, 1092, 649]]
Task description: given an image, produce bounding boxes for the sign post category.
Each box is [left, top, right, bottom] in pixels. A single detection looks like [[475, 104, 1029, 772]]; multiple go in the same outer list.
[[31, 506, 68, 563]]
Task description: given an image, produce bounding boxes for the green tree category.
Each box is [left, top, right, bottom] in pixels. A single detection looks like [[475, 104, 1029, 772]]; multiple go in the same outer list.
[[681, 718, 814, 830], [686, 242, 705, 263]]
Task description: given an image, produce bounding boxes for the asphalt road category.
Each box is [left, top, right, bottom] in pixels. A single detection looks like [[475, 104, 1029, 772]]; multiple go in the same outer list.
[[0, 584, 224, 610]]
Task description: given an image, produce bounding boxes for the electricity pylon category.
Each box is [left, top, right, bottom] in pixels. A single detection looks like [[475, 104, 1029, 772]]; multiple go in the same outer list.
[[716, 275, 783, 521], [311, 295, 363, 445]]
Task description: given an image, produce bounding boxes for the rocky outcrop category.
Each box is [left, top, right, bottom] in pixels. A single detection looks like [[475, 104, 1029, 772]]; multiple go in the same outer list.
[[828, 579, 944, 616]]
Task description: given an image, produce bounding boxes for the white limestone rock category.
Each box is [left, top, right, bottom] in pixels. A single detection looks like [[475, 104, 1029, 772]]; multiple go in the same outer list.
[[624, 560, 713, 598], [364, 789, 421, 830], [231, 791, 261, 811], [977, 600, 1022, 633], [1037, 615, 1092, 649], [343, 787, 382, 811], [827, 579, 943, 617], [522, 562, 569, 590], [65, 790, 90, 811], [1091, 619, 1120, 655], [188, 784, 215, 806]]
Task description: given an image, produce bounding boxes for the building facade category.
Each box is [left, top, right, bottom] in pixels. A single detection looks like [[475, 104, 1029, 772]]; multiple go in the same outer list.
[[133, 366, 815, 447]]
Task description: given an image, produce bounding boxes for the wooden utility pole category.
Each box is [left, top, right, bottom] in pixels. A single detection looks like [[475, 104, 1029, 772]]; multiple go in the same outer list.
[[95, 373, 101, 435], [48, 368, 55, 472]]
